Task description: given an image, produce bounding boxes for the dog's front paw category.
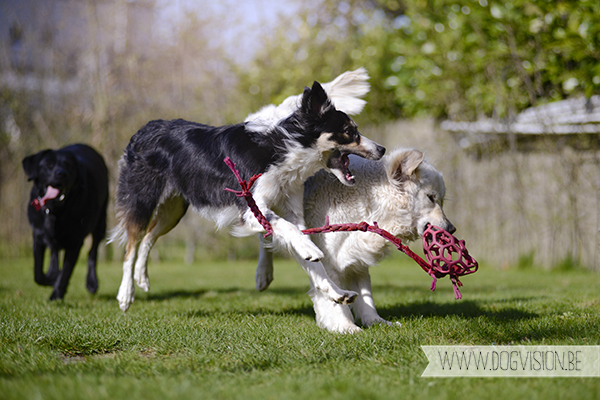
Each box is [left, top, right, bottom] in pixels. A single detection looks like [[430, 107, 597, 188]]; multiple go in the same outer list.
[[332, 290, 358, 305], [342, 325, 363, 334], [294, 240, 324, 262], [325, 323, 362, 334], [86, 277, 98, 294], [49, 289, 64, 301], [318, 317, 362, 334], [35, 275, 56, 287]]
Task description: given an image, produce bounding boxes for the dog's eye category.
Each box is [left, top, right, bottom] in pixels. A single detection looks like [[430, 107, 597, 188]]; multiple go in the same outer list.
[[427, 194, 436, 203]]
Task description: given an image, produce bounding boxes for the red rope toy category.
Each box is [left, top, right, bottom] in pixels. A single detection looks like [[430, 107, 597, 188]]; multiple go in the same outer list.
[[224, 157, 478, 299]]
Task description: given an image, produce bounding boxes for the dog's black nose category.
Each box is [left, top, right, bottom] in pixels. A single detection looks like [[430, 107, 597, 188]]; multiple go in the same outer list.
[[56, 169, 67, 179], [447, 222, 456, 234], [377, 145, 386, 157]]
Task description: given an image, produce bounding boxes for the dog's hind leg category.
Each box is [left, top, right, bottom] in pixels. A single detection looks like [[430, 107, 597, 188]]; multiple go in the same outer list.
[[86, 200, 107, 294], [117, 230, 142, 312], [114, 157, 168, 311], [255, 234, 274, 291], [86, 238, 100, 294], [346, 269, 394, 328], [134, 195, 188, 292]]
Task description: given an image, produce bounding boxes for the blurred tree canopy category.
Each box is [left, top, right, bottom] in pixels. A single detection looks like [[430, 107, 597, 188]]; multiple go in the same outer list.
[[0, 1, 244, 257], [2, 0, 599, 260], [238, 0, 600, 122]]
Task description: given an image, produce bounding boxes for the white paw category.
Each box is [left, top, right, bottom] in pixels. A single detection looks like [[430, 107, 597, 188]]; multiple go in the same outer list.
[[293, 239, 324, 262], [135, 273, 150, 292], [323, 322, 362, 334], [117, 287, 134, 312], [343, 325, 363, 334]]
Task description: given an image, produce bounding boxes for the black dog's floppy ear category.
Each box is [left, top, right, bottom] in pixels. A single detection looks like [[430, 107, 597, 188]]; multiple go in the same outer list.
[[301, 81, 333, 117], [70, 152, 87, 190], [22, 150, 51, 181]]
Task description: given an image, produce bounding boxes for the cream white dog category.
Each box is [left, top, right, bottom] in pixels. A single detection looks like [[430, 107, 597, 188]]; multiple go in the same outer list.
[[249, 68, 456, 333], [256, 149, 456, 333]]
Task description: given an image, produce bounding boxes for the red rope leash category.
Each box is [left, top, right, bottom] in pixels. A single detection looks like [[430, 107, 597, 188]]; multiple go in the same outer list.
[[224, 158, 273, 237], [223, 157, 478, 299]]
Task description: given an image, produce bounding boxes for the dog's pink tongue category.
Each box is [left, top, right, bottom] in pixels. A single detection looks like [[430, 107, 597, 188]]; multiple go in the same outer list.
[[40, 186, 60, 205]]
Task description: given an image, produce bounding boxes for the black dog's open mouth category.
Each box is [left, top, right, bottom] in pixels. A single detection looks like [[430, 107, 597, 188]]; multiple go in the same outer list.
[[327, 150, 355, 185], [32, 186, 66, 211]]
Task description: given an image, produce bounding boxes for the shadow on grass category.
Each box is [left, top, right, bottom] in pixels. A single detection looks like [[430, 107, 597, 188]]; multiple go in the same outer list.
[[134, 286, 309, 301], [98, 286, 316, 318], [98, 286, 305, 301], [99, 284, 544, 325], [379, 300, 538, 322], [186, 306, 316, 319]]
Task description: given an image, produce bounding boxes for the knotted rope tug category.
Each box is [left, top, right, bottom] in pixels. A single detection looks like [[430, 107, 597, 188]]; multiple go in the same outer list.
[[224, 157, 478, 299]]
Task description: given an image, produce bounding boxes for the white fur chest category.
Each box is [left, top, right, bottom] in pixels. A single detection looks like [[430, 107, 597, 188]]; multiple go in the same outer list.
[[253, 145, 325, 208]]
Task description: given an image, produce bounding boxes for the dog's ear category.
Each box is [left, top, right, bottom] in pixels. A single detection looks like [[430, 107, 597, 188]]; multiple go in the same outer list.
[[301, 81, 333, 117], [22, 150, 51, 181], [386, 149, 424, 184], [71, 153, 87, 190]]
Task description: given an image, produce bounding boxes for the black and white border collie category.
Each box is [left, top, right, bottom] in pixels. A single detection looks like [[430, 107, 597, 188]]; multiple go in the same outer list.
[[111, 79, 385, 312]]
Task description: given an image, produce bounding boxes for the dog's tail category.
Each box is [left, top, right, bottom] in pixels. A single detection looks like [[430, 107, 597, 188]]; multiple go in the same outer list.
[[106, 155, 148, 248], [107, 157, 129, 247], [244, 68, 370, 129], [321, 67, 370, 115], [107, 210, 128, 247]]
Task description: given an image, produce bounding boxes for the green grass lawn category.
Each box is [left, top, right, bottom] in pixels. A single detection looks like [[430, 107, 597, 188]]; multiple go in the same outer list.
[[1, 251, 599, 399]]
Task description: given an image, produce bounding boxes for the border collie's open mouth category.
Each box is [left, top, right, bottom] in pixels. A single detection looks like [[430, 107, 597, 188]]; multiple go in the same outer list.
[[327, 150, 355, 185]]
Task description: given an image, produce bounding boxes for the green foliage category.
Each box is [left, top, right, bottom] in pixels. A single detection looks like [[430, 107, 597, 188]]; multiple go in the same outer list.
[[235, 0, 403, 124], [241, 0, 600, 122], [554, 254, 586, 271], [385, 0, 600, 119], [0, 7, 250, 256], [516, 251, 536, 270]]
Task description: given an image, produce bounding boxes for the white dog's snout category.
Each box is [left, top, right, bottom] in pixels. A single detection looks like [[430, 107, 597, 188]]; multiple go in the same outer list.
[[420, 217, 456, 236]]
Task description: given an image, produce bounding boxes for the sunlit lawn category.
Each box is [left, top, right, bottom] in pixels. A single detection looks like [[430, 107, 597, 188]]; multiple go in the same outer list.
[[1, 250, 600, 400]]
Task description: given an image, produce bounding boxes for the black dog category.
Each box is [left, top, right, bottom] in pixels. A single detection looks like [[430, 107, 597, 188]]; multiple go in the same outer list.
[[22, 144, 108, 300]]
